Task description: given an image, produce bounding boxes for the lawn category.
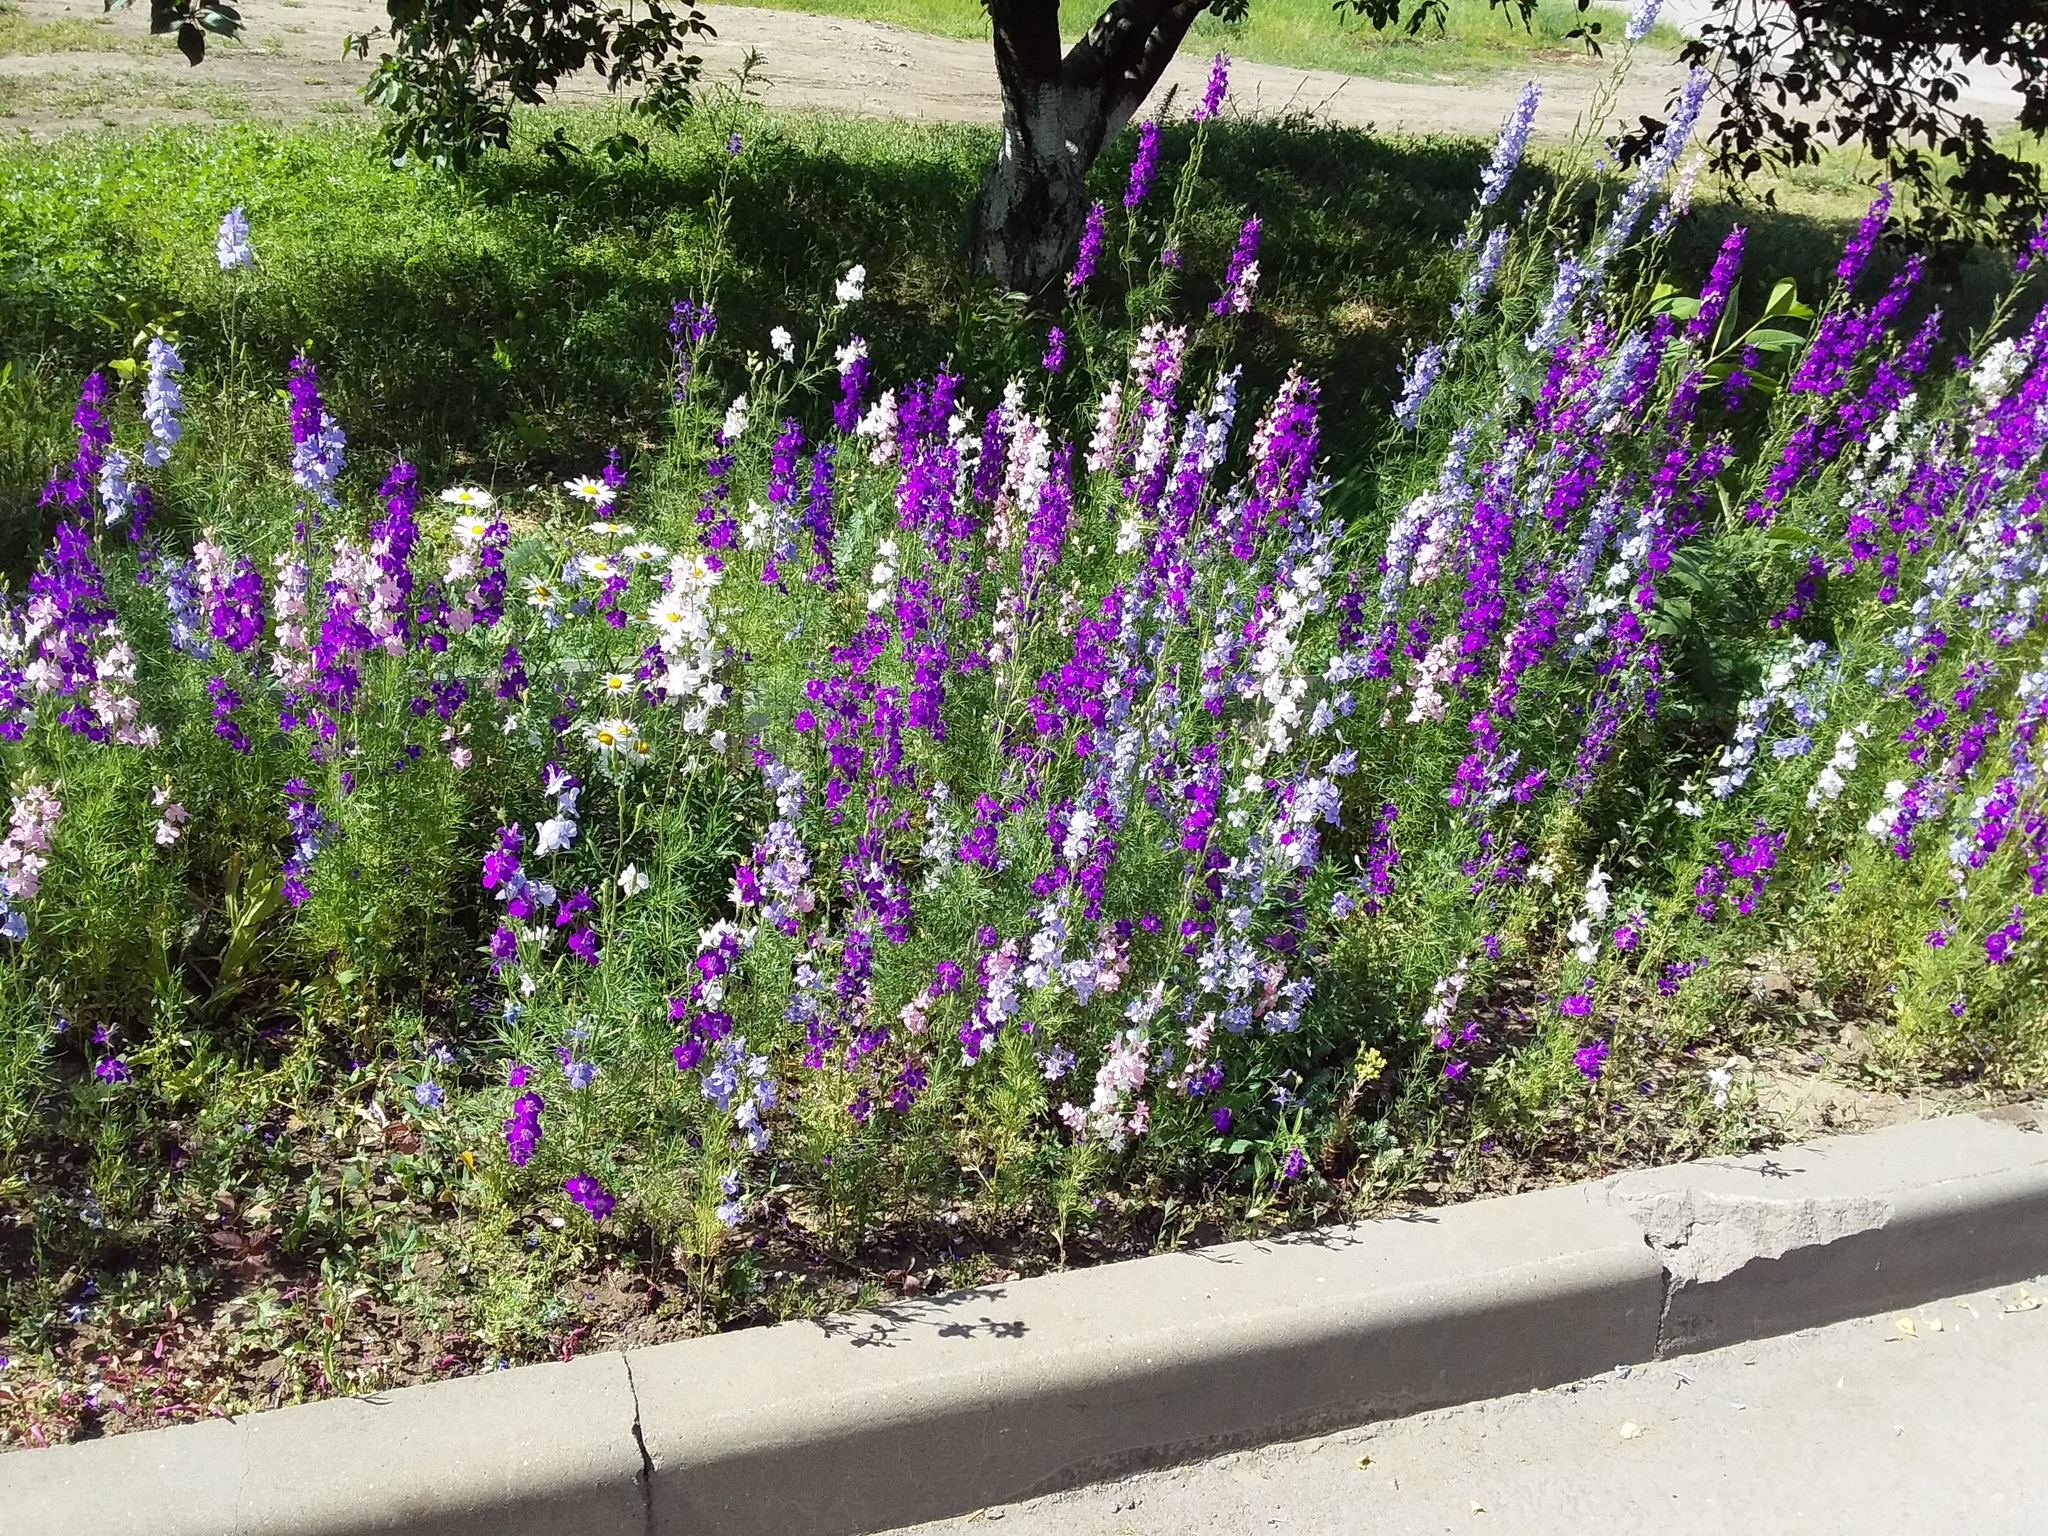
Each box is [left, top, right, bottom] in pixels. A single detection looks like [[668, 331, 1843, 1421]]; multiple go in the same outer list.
[[0, 72, 2040, 1452], [732, 0, 1683, 80]]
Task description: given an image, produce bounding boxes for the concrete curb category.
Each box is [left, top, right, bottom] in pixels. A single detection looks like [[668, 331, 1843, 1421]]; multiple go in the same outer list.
[[7, 1103, 2045, 1535]]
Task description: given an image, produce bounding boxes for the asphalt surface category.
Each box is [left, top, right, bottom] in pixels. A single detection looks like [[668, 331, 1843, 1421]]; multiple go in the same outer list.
[[891, 1278, 2048, 1536]]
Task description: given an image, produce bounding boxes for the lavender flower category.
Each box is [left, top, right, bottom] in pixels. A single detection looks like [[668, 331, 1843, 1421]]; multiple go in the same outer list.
[[716, 1170, 745, 1227], [1625, 0, 1662, 42], [1042, 326, 1067, 374], [1573, 1039, 1609, 1079], [1192, 53, 1230, 122], [281, 776, 331, 906], [216, 206, 254, 271], [1529, 69, 1708, 352], [1452, 226, 1509, 322], [2017, 214, 2048, 274], [159, 557, 211, 657], [1394, 342, 1450, 430], [97, 447, 135, 529], [669, 297, 717, 398], [27, 522, 116, 738], [1479, 81, 1541, 209], [206, 676, 250, 753], [285, 354, 345, 508], [137, 336, 185, 469], [1125, 120, 1160, 209]]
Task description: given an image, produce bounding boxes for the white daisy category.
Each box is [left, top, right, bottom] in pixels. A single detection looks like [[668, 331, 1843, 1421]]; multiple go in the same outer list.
[[563, 476, 614, 505], [440, 486, 495, 509], [574, 554, 620, 582], [522, 575, 561, 608], [450, 514, 493, 545], [598, 673, 636, 698], [585, 521, 635, 537], [621, 542, 668, 564], [583, 716, 643, 768]]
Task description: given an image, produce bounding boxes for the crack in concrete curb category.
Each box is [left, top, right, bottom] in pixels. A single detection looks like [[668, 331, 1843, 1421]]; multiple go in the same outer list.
[[624, 1352, 654, 1535]]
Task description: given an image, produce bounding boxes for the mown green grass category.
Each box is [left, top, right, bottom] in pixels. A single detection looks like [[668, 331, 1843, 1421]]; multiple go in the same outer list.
[[0, 2, 120, 55], [735, 0, 1682, 80], [0, 0, 180, 57]]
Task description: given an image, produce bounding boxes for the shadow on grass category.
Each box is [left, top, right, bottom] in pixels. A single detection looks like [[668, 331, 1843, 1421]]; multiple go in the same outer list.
[[0, 104, 1920, 577]]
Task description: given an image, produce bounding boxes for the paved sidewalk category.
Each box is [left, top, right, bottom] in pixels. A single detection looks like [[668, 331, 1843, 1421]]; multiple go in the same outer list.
[[893, 1278, 2048, 1536]]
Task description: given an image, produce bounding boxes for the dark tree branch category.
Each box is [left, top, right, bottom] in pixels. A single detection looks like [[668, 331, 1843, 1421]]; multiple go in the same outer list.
[[1068, 0, 1211, 133], [986, 0, 1064, 86], [1069, 0, 1206, 88]]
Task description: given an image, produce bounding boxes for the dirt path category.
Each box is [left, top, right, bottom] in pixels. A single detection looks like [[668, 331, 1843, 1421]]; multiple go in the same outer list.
[[2, 0, 1694, 142]]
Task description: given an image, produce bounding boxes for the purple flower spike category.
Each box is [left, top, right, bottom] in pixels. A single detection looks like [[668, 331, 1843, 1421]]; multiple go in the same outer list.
[[1837, 183, 1892, 286], [1042, 325, 1067, 374], [1192, 53, 1229, 121], [1067, 201, 1107, 293], [1480, 80, 1541, 208], [504, 1092, 543, 1165], [1689, 225, 1747, 343], [1210, 215, 1261, 317], [40, 372, 112, 515], [1124, 119, 1160, 209]]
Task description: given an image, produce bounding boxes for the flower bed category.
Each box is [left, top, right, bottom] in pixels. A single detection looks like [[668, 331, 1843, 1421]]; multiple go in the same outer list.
[[1, 55, 2044, 1445]]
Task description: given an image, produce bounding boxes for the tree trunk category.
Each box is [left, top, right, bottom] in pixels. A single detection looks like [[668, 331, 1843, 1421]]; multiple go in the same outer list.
[[969, 0, 1210, 293], [970, 81, 1114, 292]]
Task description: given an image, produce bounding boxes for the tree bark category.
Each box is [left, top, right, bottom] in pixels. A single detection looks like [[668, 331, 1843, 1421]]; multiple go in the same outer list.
[[969, 0, 1211, 292]]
